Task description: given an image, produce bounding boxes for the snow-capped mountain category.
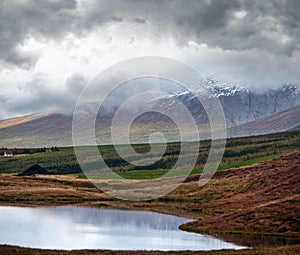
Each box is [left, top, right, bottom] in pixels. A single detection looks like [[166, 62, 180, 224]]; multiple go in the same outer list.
[[1, 82, 300, 147], [163, 81, 300, 126]]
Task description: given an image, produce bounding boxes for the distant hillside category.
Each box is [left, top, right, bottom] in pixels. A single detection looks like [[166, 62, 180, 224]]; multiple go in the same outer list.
[[1, 84, 300, 147], [1, 106, 300, 148], [0, 113, 48, 129], [0, 112, 73, 147], [228, 105, 300, 138]]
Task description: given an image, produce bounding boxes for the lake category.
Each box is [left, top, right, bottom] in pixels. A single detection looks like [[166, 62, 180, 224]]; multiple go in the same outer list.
[[0, 206, 247, 251]]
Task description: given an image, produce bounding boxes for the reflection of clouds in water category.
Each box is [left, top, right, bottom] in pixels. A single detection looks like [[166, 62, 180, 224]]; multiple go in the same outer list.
[[63, 206, 190, 230], [0, 206, 246, 251], [0, 207, 75, 248]]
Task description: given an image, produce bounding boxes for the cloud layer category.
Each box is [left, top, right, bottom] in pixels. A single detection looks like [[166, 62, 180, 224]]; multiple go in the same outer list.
[[0, 0, 300, 119]]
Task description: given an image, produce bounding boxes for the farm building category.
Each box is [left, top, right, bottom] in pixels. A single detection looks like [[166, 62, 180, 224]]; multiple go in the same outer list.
[[4, 150, 13, 157], [17, 164, 50, 176]]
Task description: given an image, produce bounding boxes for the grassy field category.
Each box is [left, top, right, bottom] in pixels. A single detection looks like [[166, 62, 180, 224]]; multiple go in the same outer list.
[[1, 130, 300, 179]]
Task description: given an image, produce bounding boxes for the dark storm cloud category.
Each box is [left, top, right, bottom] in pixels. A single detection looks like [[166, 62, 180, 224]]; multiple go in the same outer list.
[[0, 0, 128, 67], [0, 0, 77, 66], [116, 0, 299, 56], [81, 0, 242, 47], [0, 0, 131, 67], [1, 0, 300, 67]]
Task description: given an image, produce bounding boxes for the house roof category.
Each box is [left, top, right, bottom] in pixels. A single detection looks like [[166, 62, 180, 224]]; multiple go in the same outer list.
[[17, 164, 50, 176]]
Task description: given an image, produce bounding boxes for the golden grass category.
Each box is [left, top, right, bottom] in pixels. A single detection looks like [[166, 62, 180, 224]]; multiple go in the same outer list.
[[0, 114, 47, 129]]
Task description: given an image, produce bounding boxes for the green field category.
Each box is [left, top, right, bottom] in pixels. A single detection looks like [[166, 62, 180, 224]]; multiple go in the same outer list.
[[1, 130, 300, 179]]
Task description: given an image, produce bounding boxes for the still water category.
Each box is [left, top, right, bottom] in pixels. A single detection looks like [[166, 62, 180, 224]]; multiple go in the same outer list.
[[0, 206, 247, 251]]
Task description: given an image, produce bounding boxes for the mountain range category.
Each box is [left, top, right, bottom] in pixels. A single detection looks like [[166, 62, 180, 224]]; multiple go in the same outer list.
[[1, 83, 300, 148]]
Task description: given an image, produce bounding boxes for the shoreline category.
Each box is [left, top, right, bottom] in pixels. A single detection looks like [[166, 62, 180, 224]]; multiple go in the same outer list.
[[0, 244, 299, 255], [0, 200, 299, 239]]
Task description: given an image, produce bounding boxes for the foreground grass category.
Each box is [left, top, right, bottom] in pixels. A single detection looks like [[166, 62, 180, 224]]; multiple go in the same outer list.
[[0, 150, 299, 254], [0, 152, 299, 238], [0, 244, 299, 255]]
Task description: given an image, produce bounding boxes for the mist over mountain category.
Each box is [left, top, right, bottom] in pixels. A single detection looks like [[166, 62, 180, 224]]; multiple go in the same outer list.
[[0, 82, 300, 148], [177, 81, 300, 126], [75, 79, 300, 127]]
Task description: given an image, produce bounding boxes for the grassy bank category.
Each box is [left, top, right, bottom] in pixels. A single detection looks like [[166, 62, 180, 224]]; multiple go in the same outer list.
[[0, 244, 300, 255]]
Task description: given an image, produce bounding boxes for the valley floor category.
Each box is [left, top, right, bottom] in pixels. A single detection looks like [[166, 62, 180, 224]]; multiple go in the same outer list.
[[0, 152, 299, 254]]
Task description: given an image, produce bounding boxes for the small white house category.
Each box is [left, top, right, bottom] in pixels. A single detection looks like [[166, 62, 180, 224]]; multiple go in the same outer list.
[[4, 151, 13, 157]]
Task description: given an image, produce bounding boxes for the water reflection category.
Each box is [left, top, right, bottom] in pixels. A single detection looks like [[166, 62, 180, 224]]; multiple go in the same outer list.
[[0, 206, 246, 251]]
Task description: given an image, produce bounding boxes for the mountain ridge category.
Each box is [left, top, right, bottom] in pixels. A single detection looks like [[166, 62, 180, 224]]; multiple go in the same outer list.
[[1, 84, 300, 147]]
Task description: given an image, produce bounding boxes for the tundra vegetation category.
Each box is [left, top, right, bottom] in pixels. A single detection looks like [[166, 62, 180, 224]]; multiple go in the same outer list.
[[0, 130, 299, 254]]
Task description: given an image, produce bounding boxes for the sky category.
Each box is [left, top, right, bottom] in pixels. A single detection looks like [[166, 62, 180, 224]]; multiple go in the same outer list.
[[0, 0, 300, 120]]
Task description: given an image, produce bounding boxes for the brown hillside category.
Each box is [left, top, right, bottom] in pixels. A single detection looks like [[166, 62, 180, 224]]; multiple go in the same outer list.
[[180, 152, 300, 234]]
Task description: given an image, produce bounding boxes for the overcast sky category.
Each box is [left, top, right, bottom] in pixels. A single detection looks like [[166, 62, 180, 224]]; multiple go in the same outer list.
[[0, 0, 300, 120]]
